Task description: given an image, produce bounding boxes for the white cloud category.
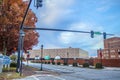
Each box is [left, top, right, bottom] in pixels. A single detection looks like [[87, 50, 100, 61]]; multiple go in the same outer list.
[[39, 0, 74, 27], [58, 22, 104, 49]]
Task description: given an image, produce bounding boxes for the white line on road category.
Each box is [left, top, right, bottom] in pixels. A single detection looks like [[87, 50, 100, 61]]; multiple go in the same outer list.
[[34, 74, 66, 80]]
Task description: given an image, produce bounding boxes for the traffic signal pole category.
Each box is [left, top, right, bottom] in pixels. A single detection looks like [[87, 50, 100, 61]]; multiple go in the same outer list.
[[16, 0, 32, 75], [24, 27, 114, 39], [16, 0, 43, 76]]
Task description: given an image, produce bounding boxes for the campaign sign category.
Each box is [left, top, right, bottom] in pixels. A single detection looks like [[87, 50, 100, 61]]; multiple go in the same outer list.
[[0, 55, 3, 64], [3, 56, 11, 65], [0, 55, 3, 59], [0, 54, 3, 73]]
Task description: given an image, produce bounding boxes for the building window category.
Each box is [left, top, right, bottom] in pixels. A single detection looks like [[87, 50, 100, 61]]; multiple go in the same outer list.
[[110, 50, 115, 53], [118, 52, 120, 55], [111, 55, 115, 58]]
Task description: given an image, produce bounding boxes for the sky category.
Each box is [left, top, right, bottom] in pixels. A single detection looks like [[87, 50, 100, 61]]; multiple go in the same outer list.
[[29, 0, 120, 57]]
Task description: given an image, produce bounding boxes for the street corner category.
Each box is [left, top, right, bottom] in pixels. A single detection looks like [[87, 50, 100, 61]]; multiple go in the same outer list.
[[34, 74, 66, 80], [34, 70, 60, 76], [14, 74, 66, 80]]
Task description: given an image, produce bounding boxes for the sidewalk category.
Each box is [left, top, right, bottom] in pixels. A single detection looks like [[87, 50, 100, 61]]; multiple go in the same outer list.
[[14, 75, 65, 80], [89, 65, 120, 71], [104, 67, 120, 71], [14, 70, 62, 80]]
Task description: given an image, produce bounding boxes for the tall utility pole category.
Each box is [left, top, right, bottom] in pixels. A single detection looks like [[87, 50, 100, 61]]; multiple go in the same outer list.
[[16, 0, 43, 75], [16, 0, 32, 73], [40, 44, 43, 71]]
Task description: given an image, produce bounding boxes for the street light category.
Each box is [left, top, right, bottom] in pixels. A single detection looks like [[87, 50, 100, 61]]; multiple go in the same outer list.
[[40, 44, 43, 71], [108, 42, 111, 59], [67, 52, 69, 65]]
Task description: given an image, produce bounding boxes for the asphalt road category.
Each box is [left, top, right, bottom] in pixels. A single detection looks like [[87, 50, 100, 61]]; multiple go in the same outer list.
[[16, 62, 120, 80]]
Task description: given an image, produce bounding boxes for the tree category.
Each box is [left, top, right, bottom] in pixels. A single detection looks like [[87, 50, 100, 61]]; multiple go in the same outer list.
[[0, 0, 39, 55]]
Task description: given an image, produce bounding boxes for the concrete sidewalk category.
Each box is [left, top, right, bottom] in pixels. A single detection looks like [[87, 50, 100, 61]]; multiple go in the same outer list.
[[14, 74, 65, 80], [104, 67, 120, 71], [14, 70, 62, 80]]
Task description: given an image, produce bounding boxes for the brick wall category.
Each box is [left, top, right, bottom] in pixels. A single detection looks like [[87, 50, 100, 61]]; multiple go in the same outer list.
[[93, 59, 120, 67], [54, 58, 88, 65], [30, 58, 120, 67]]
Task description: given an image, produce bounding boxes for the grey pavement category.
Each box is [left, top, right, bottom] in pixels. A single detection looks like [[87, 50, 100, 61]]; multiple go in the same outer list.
[[14, 62, 120, 80]]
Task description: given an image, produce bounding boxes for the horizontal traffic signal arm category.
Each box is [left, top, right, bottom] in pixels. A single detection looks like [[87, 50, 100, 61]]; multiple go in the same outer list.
[[24, 27, 114, 35]]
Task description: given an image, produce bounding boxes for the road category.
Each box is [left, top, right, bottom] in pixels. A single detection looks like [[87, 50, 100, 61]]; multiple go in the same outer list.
[[18, 62, 120, 80]]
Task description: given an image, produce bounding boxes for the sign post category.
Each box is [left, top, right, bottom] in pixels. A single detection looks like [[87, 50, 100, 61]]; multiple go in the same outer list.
[[0, 54, 11, 73], [0, 54, 3, 73]]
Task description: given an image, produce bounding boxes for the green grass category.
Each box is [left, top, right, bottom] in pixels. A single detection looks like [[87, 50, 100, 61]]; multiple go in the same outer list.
[[0, 72, 24, 80], [0, 67, 25, 80], [2, 67, 16, 72], [0, 65, 39, 80]]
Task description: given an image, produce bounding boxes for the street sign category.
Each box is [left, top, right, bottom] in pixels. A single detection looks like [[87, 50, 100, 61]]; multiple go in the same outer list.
[[94, 32, 102, 35]]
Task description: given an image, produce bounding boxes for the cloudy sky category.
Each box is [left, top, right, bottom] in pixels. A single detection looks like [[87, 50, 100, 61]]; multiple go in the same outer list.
[[30, 0, 120, 57]]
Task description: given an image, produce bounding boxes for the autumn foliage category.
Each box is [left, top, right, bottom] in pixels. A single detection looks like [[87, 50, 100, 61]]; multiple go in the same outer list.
[[0, 0, 39, 55]]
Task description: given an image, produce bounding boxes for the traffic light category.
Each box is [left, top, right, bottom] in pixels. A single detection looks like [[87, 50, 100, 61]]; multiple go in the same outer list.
[[103, 32, 106, 39], [91, 30, 94, 38], [13, 47, 16, 51], [36, 0, 42, 8]]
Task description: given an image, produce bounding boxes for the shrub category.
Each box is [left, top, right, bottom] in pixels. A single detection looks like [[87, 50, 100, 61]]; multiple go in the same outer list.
[[10, 62, 17, 67], [31, 60, 35, 63], [52, 62, 55, 65], [48, 62, 50, 64], [10, 55, 17, 62], [83, 63, 89, 68], [95, 63, 103, 69], [72, 62, 78, 67], [44, 62, 47, 64], [57, 62, 61, 65], [63, 63, 68, 65]]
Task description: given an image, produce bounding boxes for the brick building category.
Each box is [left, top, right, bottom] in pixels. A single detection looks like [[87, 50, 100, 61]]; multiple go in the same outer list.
[[27, 47, 89, 59], [98, 37, 120, 59]]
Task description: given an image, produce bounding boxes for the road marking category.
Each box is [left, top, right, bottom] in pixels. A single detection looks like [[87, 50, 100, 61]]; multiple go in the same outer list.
[[34, 74, 66, 80], [31, 76, 40, 80], [50, 75, 66, 80]]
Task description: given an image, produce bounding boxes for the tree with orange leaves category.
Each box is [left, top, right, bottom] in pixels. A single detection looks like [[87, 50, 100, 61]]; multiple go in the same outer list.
[[0, 0, 39, 55]]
